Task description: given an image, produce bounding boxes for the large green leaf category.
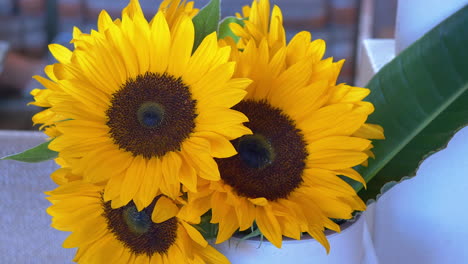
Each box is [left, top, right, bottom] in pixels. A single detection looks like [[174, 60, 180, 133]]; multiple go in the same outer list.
[[192, 0, 220, 53], [1, 140, 58, 163], [356, 6, 468, 202]]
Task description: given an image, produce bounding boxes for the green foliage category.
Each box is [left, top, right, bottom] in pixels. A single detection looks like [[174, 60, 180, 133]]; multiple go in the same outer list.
[[356, 6, 468, 203], [218, 16, 245, 42], [192, 0, 220, 53], [1, 140, 58, 163], [240, 226, 262, 241], [194, 212, 218, 240]]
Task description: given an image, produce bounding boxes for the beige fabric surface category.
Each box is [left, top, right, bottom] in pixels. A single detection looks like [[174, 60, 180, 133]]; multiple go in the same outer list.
[[0, 130, 75, 263]]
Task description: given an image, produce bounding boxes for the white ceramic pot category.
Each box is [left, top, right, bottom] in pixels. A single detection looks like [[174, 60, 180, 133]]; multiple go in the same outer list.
[[373, 126, 468, 264], [212, 213, 378, 264]]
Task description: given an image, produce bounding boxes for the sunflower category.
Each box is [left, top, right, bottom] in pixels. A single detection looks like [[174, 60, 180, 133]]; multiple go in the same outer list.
[[31, 0, 252, 210], [181, 0, 384, 252], [29, 65, 65, 138], [231, 0, 285, 53], [46, 177, 229, 264], [30, 0, 197, 139], [159, 0, 199, 26]]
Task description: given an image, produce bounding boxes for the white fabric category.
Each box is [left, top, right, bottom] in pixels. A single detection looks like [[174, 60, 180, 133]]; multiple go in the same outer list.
[[0, 131, 75, 263]]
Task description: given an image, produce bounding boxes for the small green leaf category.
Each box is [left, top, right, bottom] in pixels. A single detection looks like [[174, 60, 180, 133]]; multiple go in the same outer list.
[[356, 6, 468, 202], [192, 0, 220, 53], [240, 228, 262, 241], [1, 140, 58, 163], [218, 16, 245, 42], [195, 211, 218, 240]]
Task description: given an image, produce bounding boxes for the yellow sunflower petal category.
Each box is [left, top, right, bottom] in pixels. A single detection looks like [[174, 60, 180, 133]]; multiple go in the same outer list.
[[120, 156, 146, 205], [49, 44, 72, 64], [168, 15, 194, 76], [193, 132, 237, 158], [134, 255, 150, 264], [178, 156, 198, 193], [149, 12, 171, 74], [152, 196, 179, 223], [122, 0, 144, 19], [177, 194, 211, 223], [150, 253, 163, 264], [103, 172, 125, 202], [62, 217, 107, 248], [185, 32, 220, 84], [308, 150, 369, 170], [196, 245, 230, 264], [235, 198, 256, 231], [309, 136, 371, 152], [215, 207, 239, 244], [353, 123, 385, 139], [336, 168, 366, 187], [89, 235, 127, 264], [308, 228, 331, 253], [83, 148, 133, 183], [181, 222, 208, 247], [182, 138, 220, 181], [248, 197, 268, 206], [256, 205, 282, 248], [138, 157, 163, 208], [277, 217, 301, 240], [161, 152, 182, 198], [97, 10, 114, 32]]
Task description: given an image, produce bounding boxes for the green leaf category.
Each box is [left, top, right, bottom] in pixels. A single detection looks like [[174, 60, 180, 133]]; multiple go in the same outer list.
[[240, 228, 262, 241], [0, 140, 58, 163], [195, 211, 218, 240], [218, 16, 245, 42], [192, 0, 220, 53], [356, 6, 468, 203]]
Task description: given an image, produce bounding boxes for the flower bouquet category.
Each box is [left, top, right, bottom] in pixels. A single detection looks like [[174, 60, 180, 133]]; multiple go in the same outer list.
[[2, 0, 467, 263]]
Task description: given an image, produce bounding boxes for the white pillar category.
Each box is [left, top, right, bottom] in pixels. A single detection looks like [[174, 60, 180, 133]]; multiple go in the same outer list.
[[395, 0, 467, 54]]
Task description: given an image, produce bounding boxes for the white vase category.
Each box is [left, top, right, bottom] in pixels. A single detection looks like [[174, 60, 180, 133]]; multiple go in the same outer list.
[[212, 212, 378, 264], [373, 126, 468, 264]]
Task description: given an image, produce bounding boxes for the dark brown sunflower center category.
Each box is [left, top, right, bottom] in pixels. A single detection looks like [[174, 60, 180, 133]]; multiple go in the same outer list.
[[217, 99, 308, 201], [102, 197, 178, 256], [137, 102, 165, 128], [238, 134, 275, 169], [106, 72, 197, 159]]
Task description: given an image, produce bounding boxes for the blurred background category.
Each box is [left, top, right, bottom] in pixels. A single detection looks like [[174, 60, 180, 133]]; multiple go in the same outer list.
[[0, 0, 397, 131]]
